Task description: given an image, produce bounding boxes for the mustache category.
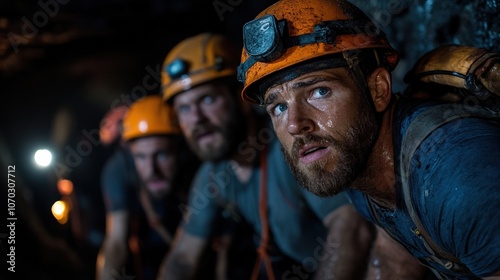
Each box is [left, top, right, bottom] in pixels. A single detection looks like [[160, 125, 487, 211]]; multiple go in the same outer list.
[[146, 175, 165, 182], [291, 134, 339, 159], [192, 123, 221, 139]]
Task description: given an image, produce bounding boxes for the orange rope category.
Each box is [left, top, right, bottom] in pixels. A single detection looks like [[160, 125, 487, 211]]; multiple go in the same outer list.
[[250, 145, 275, 280]]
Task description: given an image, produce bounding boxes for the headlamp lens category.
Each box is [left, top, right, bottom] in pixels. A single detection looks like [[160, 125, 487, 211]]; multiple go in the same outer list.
[[167, 58, 189, 79], [243, 15, 283, 62]]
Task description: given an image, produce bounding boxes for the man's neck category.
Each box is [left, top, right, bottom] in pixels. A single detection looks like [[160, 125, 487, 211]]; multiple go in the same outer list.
[[228, 112, 263, 183], [351, 102, 397, 209], [228, 152, 254, 184]]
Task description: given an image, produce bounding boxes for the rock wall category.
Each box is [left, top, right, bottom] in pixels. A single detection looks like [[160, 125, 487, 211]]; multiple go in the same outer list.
[[350, 0, 500, 92]]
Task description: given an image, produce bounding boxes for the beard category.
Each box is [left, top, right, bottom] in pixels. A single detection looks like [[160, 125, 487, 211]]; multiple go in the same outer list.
[[187, 108, 247, 162], [188, 122, 229, 161], [144, 177, 171, 200], [282, 102, 378, 197]]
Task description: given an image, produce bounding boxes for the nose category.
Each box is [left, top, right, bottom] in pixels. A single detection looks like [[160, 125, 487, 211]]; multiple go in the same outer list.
[[190, 104, 207, 124], [144, 157, 156, 177], [286, 102, 314, 135], [152, 159, 163, 177]]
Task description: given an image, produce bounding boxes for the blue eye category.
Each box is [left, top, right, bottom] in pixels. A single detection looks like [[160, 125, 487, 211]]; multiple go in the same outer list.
[[156, 151, 175, 163], [157, 151, 168, 160], [273, 103, 287, 116], [157, 151, 166, 158], [177, 104, 190, 114], [312, 87, 329, 98], [202, 95, 215, 104]]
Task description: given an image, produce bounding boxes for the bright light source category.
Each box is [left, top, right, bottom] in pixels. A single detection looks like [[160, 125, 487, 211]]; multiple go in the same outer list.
[[52, 200, 66, 216], [51, 200, 69, 224], [34, 149, 52, 167]]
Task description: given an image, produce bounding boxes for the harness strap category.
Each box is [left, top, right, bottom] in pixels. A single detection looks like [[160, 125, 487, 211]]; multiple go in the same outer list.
[[400, 103, 498, 278], [139, 188, 173, 245], [250, 144, 275, 280]]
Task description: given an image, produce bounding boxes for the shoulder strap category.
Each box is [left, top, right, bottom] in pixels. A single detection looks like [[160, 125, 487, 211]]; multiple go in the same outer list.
[[400, 103, 498, 277], [138, 188, 173, 245]]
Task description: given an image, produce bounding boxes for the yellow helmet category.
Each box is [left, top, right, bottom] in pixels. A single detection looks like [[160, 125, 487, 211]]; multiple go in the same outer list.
[[237, 0, 399, 104], [161, 32, 240, 103], [122, 95, 181, 141]]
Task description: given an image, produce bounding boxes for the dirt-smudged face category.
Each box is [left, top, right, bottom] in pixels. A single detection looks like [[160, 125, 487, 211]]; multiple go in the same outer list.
[[264, 67, 378, 196]]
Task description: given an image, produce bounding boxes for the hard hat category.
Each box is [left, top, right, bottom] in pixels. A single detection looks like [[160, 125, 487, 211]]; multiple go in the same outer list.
[[237, 0, 400, 104], [161, 32, 240, 103], [122, 95, 181, 141]]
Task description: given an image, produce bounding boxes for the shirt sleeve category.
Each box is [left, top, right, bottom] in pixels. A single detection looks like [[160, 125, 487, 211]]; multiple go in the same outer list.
[[101, 149, 136, 212], [411, 117, 500, 277]]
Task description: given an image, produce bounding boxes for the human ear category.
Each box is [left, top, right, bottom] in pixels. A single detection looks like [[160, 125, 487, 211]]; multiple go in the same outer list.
[[367, 67, 392, 112]]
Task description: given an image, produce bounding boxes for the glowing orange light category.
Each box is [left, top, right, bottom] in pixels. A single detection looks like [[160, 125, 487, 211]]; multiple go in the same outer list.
[[51, 200, 69, 224], [57, 179, 74, 196]]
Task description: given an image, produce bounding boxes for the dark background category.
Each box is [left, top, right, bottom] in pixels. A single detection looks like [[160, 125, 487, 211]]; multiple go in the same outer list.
[[0, 0, 499, 279]]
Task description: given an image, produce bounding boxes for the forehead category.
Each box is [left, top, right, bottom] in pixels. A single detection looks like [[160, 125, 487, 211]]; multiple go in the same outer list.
[[129, 136, 176, 152], [264, 67, 351, 100]]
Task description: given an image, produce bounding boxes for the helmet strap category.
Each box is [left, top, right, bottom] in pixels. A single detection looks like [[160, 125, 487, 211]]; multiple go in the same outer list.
[[342, 50, 380, 115]]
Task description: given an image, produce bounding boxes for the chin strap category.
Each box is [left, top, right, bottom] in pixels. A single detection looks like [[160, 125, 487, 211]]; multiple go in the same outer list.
[[250, 143, 275, 280]]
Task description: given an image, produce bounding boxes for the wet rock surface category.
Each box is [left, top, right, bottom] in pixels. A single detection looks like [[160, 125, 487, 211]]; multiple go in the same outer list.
[[350, 0, 500, 91]]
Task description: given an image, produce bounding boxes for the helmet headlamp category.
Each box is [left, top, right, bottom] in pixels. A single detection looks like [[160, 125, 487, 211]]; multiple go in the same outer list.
[[238, 15, 384, 84], [166, 58, 190, 79]]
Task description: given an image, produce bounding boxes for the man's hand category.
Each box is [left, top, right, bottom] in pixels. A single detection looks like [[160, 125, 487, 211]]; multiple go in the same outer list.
[[96, 211, 129, 280], [157, 229, 208, 280], [365, 225, 429, 280], [315, 204, 374, 280]]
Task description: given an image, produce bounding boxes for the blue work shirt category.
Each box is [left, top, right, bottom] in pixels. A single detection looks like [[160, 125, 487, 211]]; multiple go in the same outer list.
[[347, 99, 500, 279]]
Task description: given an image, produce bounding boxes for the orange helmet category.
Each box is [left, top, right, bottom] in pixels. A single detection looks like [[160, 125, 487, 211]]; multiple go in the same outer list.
[[161, 32, 240, 103], [122, 95, 181, 141], [238, 0, 399, 104]]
